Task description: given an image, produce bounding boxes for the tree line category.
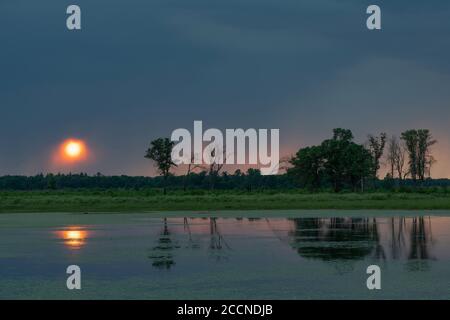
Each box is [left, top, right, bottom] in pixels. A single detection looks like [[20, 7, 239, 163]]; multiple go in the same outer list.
[[0, 171, 295, 191], [143, 128, 438, 193]]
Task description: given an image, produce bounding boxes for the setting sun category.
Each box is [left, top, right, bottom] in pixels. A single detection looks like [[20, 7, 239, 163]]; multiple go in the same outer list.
[[59, 139, 87, 162], [65, 141, 82, 158]]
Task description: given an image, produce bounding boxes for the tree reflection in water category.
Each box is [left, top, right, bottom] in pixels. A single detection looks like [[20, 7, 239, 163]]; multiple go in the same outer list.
[[287, 216, 434, 271], [406, 217, 434, 271], [147, 216, 435, 271], [148, 218, 180, 270], [209, 217, 231, 262], [183, 217, 200, 249], [390, 217, 407, 260], [408, 217, 432, 260], [149, 217, 230, 269], [289, 218, 379, 262]]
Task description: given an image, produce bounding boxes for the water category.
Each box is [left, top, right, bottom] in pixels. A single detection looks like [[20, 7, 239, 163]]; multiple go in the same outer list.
[[1, 212, 450, 299]]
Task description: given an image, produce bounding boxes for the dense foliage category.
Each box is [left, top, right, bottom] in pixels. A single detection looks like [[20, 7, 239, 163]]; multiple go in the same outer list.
[[289, 129, 374, 192]]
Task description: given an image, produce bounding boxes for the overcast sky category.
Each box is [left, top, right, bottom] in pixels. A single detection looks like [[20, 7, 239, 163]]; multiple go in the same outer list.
[[1, 0, 450, 177]]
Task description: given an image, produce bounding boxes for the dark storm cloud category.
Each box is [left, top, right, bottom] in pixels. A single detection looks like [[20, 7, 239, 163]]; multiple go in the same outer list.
[[1, 0, 450, 176]]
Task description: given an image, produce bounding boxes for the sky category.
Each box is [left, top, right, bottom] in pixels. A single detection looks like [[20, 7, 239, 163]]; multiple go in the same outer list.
[[1, 0, 450, 177]]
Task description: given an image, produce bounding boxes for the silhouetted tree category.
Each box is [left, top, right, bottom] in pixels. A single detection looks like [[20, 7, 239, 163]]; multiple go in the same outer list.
[[145, 138, 176, 194], [367, 132, 387, 178], [205, 149, 225, 190], [401, 129, 437, 181], [417, 130, 437, 180], [386, 136, 407, 180]]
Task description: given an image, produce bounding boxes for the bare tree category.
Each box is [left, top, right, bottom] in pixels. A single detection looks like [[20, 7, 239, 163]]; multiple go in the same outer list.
[[396, 142, 407, 180], [205, 149, 226, 190], [367, 133, 387, 178], [386, 135, 407, 180], [277, 155, 294, 174], [183, 154, 202, 191], [417, 129, 437, 180], [386, 136, 397, 178], [401, 129, 437, 181], [426, 155, 437, 179]]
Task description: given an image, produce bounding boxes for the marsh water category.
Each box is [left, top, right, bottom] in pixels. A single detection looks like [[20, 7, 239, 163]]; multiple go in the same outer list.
[[1, 212, 450, 299]]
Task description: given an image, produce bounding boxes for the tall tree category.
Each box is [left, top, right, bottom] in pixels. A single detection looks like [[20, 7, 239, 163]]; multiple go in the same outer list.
[[386, 136, 397, 178], [145, 138, 176, 194], [367, 133, 387, 178], [321, 128, 355, 192], [386, 135, 407, 180], [401, 130, 419, 181], [417, 129, 437, 180], [426, 156, 437, 179], [401, 129, 437, 181]]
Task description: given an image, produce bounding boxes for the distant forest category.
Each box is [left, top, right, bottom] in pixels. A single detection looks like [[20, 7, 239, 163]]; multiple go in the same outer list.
[[2, 172, 450, 192]]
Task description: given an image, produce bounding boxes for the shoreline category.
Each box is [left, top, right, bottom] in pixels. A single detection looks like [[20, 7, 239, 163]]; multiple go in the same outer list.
[[2, 190, 450, 213]]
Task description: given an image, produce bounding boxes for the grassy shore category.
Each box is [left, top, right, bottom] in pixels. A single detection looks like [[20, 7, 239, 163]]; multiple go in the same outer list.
[[1, 189, 450, 212]]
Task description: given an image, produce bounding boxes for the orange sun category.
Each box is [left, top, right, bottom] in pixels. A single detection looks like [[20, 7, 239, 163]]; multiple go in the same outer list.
[[60, 139, 87, 161], [65, 141, 82, 158]]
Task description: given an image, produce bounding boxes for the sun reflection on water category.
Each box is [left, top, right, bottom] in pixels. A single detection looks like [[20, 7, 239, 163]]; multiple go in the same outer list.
[[56, 227, 88, 249]]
